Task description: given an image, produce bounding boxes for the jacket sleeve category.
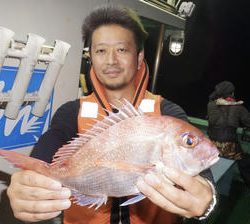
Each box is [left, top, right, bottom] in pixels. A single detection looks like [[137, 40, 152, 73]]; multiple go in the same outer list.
[[240, 106, 250, 127], [30, 99, 80, 163], [160, 98, 188, 121]]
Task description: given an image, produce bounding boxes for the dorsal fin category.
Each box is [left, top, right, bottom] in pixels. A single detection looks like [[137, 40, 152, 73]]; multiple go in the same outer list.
[[52, 99, 143, 165]]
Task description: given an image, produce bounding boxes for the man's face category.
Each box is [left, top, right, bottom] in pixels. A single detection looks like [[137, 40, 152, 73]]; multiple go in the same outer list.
[[90, 24, 144, 90]]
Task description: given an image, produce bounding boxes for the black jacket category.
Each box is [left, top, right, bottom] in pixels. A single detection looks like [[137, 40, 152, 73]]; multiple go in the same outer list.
[[207, 100, 250, 142]]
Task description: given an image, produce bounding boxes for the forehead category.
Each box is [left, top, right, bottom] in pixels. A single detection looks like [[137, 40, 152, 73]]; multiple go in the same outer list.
[[91, 24, 136, 47]]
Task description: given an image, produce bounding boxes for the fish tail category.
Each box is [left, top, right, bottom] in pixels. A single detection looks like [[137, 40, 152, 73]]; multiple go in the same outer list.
[[0, 149, 50, 174]]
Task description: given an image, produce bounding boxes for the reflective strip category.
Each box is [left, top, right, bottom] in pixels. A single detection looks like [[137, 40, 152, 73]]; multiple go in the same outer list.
[[80, 102, 98, 118], [139, 99, 155, 113]]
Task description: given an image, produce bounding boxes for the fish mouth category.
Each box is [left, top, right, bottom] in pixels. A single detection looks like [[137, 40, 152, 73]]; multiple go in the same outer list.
[[205, 151, 220, 167]]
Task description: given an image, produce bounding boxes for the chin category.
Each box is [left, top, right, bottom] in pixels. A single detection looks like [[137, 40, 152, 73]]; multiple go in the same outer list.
[[105, 82, 127, 90]]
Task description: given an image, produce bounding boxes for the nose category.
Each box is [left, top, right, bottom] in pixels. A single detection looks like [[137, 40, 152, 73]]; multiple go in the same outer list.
[[106, 49, 118, 65]]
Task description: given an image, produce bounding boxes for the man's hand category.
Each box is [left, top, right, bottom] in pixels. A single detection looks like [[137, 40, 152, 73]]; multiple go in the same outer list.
[[7, 170, 71, 222], [136, 168, 214, 219]]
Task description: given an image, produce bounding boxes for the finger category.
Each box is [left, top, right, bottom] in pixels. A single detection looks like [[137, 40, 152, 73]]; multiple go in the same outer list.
[[195, 175, 212, 187], [144, 173, 194, 210], [160, 170, 213, 216], [12, 170, 62, 190], [9, 185, 71, 201], [14, 199, 71, 213], [137, 176, 188, 217], [163, 168, 205, 195], [14, 211, 62, 223]]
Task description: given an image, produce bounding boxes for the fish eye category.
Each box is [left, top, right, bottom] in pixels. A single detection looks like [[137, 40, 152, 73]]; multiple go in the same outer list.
[[181, 133, 198, 148]]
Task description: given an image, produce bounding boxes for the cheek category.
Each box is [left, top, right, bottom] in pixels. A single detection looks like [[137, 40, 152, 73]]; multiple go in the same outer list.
[[91, 56, 101, 66], [120, 54, 138, 66], [92, 60, 103, 74], [123, 61, 139, 77], [161, 143, 177, 165]]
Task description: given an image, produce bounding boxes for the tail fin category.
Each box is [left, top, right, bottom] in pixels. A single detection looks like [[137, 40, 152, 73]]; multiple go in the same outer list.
[[0, 148, 50, 175]]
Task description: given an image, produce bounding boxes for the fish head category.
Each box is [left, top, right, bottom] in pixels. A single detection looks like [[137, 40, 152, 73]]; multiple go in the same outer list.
[[161, 118, 219, 176]]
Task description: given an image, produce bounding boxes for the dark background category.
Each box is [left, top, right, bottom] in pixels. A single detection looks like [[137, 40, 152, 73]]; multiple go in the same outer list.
[[143, 0, 250, 119]]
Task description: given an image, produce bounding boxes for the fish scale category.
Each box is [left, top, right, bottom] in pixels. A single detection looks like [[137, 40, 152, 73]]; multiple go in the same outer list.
[[0, 99, 219, 208]]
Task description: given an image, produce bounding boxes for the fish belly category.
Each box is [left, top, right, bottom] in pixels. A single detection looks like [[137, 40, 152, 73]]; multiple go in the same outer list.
[[61, 167, 141, 197]]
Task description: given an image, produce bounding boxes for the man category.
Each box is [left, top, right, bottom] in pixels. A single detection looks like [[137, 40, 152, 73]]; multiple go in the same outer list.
[[7, 6, 216, 224]]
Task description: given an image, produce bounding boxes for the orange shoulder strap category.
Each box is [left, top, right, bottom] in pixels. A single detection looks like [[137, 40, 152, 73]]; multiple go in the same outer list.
[[77, 93, 107, 133], [143, 90, 163, 115]]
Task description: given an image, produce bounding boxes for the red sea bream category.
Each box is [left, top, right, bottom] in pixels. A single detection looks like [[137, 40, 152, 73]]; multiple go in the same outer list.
[[0, 99, 219, 208]]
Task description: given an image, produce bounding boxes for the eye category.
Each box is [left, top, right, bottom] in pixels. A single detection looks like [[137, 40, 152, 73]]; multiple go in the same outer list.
[[95, 49, 106, 54], [117, 47, 126, 53], [181, 133, 198, 148]]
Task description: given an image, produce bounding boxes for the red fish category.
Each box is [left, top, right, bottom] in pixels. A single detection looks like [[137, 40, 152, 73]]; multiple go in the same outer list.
[[0, 99, 219, 208]]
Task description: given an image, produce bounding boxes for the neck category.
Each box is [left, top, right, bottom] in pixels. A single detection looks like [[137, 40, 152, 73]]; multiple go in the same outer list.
[[105, 84, 135, 107]]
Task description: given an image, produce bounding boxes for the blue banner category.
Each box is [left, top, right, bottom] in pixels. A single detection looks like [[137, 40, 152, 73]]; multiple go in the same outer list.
[[0, 66, 52, 150]]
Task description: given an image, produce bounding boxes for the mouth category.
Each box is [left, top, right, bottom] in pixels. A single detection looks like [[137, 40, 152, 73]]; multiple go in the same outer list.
[[206, 150, 220, 167], [104, 71, 121, 78], [103, 68, 123, 77]]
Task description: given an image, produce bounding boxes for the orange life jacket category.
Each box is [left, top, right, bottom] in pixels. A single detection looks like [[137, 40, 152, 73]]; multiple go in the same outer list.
[[64, 62, 180, 224]]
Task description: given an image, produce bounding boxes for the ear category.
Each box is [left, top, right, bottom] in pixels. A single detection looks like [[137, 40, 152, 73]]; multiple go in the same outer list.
[[137, 50, 145, 70]]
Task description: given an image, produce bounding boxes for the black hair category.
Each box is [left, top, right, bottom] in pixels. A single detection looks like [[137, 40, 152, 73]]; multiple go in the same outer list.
[[82, 5, 148, 52]]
